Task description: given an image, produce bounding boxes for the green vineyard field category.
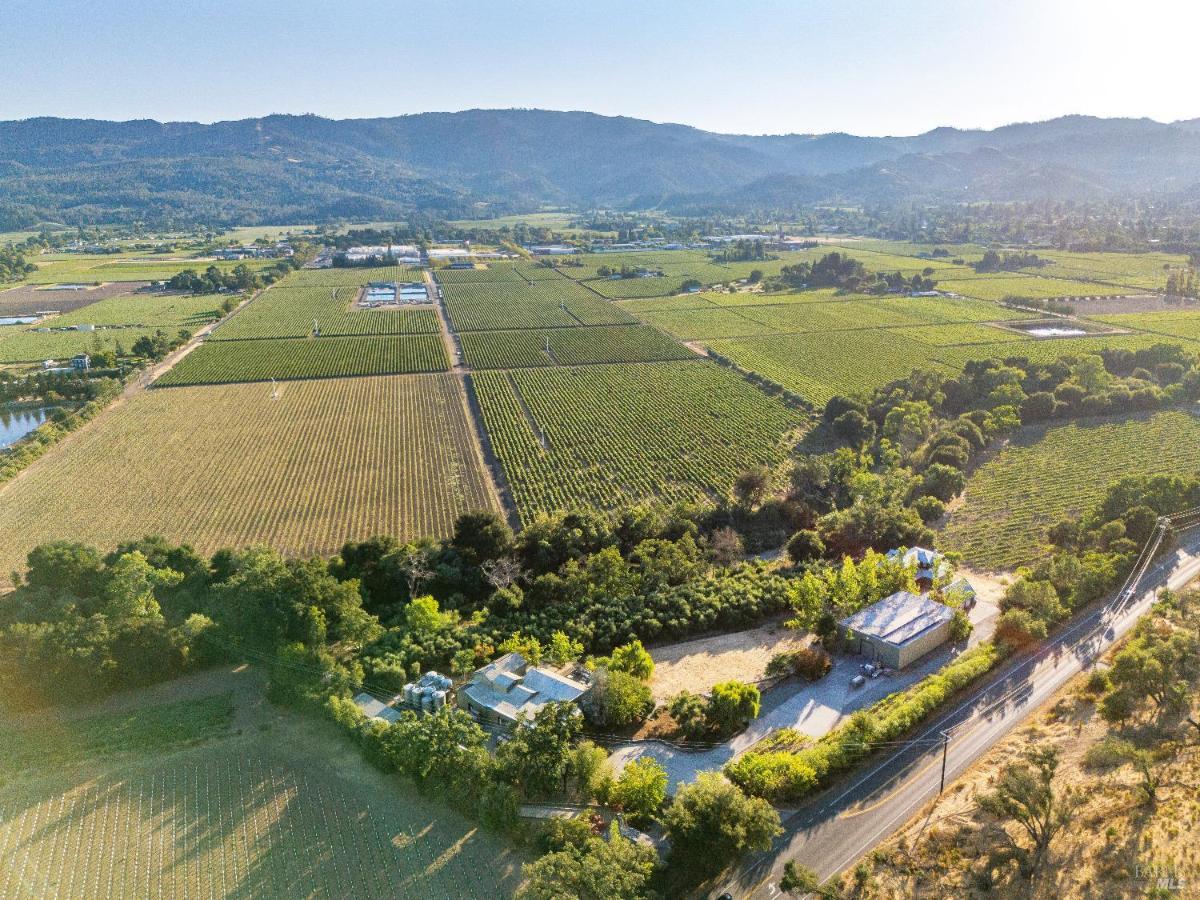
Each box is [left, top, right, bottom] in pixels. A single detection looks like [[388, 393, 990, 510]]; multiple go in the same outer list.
[[0, 374, 497, 574], [472, 360, 805, 522], [212, 286, 439, 340], [156, 334, 449, 385], [941, 410, 1200, 570], [459, 324, 697, 369]]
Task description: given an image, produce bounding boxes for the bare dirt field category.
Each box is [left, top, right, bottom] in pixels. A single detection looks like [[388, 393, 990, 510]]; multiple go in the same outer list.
[[648, 618, 807, 701], [0, 281, 150, 316]]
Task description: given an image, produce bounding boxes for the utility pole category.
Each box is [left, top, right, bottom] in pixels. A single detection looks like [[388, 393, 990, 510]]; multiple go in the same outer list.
[[939, 730, 950, 794]]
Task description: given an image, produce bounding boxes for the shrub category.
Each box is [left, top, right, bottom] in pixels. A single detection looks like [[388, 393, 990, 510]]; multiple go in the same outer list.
[[767, 646, 832, 682], [707, 680, 761, 734], [995, 608, 1048, 651], [1084, 668, 1112, 695], [786, 529, 826, 565]]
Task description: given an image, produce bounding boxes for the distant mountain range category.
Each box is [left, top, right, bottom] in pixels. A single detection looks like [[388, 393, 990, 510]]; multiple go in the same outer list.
[[3, 110, 1200, 227]]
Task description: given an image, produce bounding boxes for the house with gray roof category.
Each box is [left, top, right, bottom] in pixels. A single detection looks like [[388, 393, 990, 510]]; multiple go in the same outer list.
[[458, 651, 590, 728], [840, 590, 955, 669]]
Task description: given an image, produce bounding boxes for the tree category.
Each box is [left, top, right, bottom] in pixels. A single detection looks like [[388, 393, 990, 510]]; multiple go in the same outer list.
[[584, 667, 653, 727], [496, 701, 582, 798], [663, 773, 782, 876], [734, 466, 773, 508], [708, 527, 744, 566], [707, 681, 761, 734], [567, 741, 611, 802], [452, 510, 514, 565], [977, 746, 1080, 876], [610, 639, 654, 680], [517, 824, 658, 899], [668, 690, 711, 740], [548, 630, 584, 665], [994, 608, 1048, 650], [786, 529, 825, 566], [404, 595, 448, 634], [610, 757, 668, 825], [831, 410, 875, 447]]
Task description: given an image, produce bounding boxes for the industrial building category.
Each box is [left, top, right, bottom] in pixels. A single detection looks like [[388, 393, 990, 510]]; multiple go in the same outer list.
[[840, 591, 955, 669]]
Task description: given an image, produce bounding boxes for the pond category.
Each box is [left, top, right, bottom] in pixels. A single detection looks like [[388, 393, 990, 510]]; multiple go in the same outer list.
[[0, 316, 39, 327], [0, 406, 55, 449], [1023, 326, 1088, 337]]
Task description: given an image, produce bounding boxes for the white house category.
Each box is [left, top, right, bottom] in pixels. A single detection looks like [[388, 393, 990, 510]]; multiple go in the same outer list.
[[458, 652, 590, 728]]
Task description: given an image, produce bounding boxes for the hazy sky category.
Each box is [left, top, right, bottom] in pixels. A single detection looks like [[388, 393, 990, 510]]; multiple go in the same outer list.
[[5, 0, 1198, 135]]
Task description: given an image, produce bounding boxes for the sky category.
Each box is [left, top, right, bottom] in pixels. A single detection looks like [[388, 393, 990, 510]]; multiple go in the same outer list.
[[5, 0, 1199, 136]]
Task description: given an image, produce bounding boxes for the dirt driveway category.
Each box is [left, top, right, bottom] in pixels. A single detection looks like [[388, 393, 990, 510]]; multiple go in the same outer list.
[[648, 618, 807, 702]]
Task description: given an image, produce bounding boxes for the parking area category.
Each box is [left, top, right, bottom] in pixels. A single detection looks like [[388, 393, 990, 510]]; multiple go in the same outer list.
[[609, 591, 1001, 793]]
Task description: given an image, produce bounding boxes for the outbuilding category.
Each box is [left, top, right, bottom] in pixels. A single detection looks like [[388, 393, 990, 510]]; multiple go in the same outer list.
[[840, 590, 955, 669]]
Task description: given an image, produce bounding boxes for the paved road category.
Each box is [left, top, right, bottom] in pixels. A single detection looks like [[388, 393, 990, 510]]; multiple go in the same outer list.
[[711, 531, 1200, 899]]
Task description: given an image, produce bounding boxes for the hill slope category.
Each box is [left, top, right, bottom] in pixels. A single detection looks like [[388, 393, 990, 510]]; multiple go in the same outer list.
[[3, 110, 1200, 225]]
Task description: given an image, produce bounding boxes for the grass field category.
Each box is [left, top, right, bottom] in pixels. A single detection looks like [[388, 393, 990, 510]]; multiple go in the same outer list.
[[0, 285, 223, 363], [157, 335, 448, 385], [20, 254, 279, 285], [0, 375, 497, 577], [472, 360, 805, 522], [940, 410, 1200, 570], [0, 672, 523, 898]]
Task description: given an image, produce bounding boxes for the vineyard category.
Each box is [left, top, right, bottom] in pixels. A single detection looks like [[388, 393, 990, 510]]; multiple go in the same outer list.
[[440, 278, 636, 330], [44, 292, 222, 329], [472, 360, 805, 521], [940, 410, 1200, 570], [1093, 309, 1200, 342], [937, 274, 1130, 302], [458, 324, 695, 369], [0, 679, 521, 900], [0, 326, 172, 363], [0, 752, 519, 898], [212, 286, 439, 340], [156, 334, 449, 385], [707, 331, 955, 406], [0, 375, 497, 576]]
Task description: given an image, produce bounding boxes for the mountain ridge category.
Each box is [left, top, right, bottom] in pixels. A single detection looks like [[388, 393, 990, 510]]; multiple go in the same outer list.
[[3, 109, 1200, 226]]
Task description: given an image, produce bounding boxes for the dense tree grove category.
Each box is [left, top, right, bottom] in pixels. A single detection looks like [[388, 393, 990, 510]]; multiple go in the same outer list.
[[0, 246, 37, 282], [167, 259, 297, 294], [768, 251, 936, 294], [972, 249, 1047, 273], [793, 343, 1200, 572]]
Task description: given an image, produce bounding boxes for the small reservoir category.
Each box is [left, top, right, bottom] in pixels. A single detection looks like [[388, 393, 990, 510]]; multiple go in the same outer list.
[[1023, 326, 1088, 337], [0, 406, 54, 449], [0, 316, 38, 327]]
